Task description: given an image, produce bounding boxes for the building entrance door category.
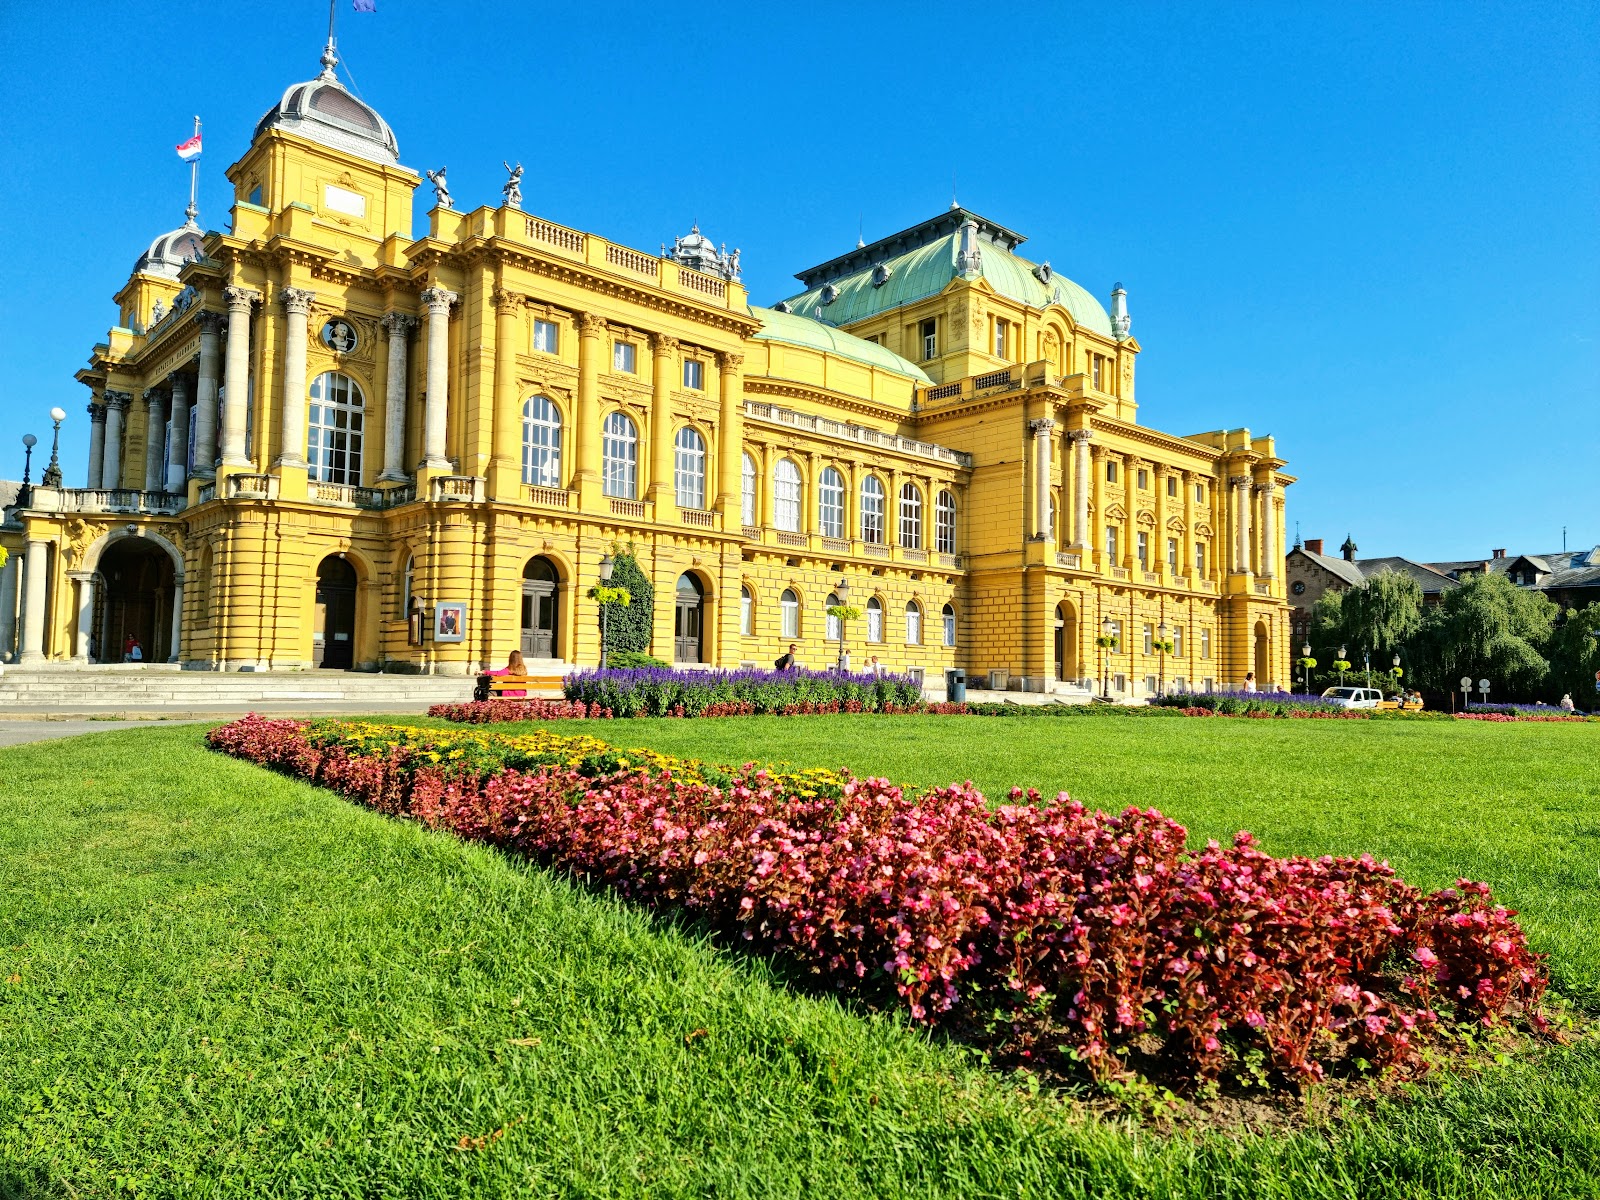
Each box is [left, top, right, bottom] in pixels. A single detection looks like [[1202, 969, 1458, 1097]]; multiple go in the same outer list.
[[314, 555, 357, 670], [674, 573, 704, 663], [521, 557, 559, 659]]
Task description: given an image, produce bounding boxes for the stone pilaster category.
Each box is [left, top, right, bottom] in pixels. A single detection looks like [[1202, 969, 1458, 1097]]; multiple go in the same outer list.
[[275, 287, 315, 469], [1028, 418, 1054, 541], [220, 287, 260, 469], [419, 287, 457, 471], [142, 388, 167, 492], [166, 374, 191, 492], [101, 392, 131, 489], [193, 311, 224, 477], [86, 402, 107, 489]]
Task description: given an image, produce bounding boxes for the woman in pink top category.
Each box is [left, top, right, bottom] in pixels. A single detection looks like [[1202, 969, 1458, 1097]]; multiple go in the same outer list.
[[486, 649, 528, 697]]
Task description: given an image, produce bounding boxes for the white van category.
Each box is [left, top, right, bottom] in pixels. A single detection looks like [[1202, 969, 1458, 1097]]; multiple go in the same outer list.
[[1320, 686, 1384, 710]]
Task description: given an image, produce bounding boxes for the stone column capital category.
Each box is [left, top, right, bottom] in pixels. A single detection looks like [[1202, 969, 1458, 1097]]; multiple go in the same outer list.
[[224, 285, 261, 312], [279, 287, 316, 315], [421, 286, 458, 312], [649, 332, 679, 354], [1229, 473, 1250, 488], [577, 311, 609, 337], [492, 287, 524, 317], [381, 312, 417, 338], [104, 390, 131, 411], [167, 372, 190, 393], [142, 387, 166, 408], [196, 310, 226, 335], [88, 402, 107, 424], [1066, 428, 1094, 443], [1028, 418, 1056, 436], [718, 350, 744, 371]]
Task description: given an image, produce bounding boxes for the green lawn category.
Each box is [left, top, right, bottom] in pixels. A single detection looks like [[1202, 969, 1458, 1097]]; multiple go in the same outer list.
[[1, 718, 1598, 1198]]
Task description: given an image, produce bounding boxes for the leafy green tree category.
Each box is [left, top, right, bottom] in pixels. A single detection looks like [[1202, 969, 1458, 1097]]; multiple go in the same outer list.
[[1311, 570, 1423, 662], [1541, 601, 1600, 710], [1413, 572, 1556, 698], [598, 550, 654, 656]]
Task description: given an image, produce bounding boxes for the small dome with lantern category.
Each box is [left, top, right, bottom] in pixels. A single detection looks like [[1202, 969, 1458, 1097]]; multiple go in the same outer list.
[[133, 214, 205, 280], [253, 44, 400, 166], [666, 223, 741, 281]]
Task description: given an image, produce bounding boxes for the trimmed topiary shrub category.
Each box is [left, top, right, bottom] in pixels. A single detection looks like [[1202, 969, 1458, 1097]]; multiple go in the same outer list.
[[599, 551, 654, 656]]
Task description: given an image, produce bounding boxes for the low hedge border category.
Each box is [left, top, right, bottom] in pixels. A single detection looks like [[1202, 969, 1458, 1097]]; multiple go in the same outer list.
[[209, 715, 1550, 1094]]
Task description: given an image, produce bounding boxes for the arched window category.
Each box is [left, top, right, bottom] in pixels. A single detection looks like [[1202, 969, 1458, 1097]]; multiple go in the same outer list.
[[602, 411, 637, 498], [942, 603, 956, 648], [866, 597, 883, 643], [774, 459, 802, 532], [307, 371, 363, 485], [860, 476, 885, 544], [780, 588, 800, 638], [899, 483, 923, 550], [521, 395, 562, 488], [825, 591, 841, 641], [906, 600, 922, 645], [935, 490, 957, 554], [674, 426, 706, 510], [741, 452, 757, 527], [818, 467, 845, 539], [739, 584, 753, 636]]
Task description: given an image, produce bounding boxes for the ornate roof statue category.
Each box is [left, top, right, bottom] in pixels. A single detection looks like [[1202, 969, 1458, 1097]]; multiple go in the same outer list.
[[667, 223, 741, 282], [501, 162, 523, 210], [253, 43, 401, 166], [425, 166, 453, 209]]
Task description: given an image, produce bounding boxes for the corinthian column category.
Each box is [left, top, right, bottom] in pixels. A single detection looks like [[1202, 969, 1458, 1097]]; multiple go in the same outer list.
[[193, 311, 223, 477], [166, 374, 191, 492], [1258, 479, 1277, 577], [419, 287, 456, 470], [491, 289, 523, 490], [379, 312, 415, 481], [276, 287, 315, 468], [142, 389, 167, 492], [102, 392, 130, 489], [649, 332, 678, 510], [86, 402, 107, 488], [574, 312, 606, 500], [1029, 419, 1054, 540], [220, 286, 260, 468], [18, 538, 50, 663], [1068, 429, 1091, 549], [716, 352, 744, 516]]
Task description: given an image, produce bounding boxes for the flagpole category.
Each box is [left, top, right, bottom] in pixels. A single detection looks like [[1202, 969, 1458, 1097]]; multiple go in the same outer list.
[[186, 115, 200, 223]]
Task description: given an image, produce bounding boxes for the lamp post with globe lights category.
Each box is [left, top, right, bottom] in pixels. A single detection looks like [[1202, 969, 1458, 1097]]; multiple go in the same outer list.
[[1097, 616, 1118, 700], [18, 434, 37, 507], [830, 577, 857, 671], [42, 407, 66, 488]]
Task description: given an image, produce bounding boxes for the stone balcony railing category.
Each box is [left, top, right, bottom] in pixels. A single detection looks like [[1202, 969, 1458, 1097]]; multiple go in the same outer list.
[[24, 486, 187, 516], [743, 401, 973, 469]]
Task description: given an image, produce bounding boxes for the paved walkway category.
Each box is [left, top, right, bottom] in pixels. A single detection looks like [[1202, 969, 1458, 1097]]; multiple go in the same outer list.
[[0, 718, 209, 747]]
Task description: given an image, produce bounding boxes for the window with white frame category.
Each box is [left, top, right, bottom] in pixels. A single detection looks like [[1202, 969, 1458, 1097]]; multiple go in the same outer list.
[[1106, 525, 1120, 562], [741, 452, 757, 526], [1173, 627, 1184, 657], [866, 597, 883, 643], [1143, 624, 1154, 655], [860, 476, 885, 544], [1167, 474, 1178, 498], [935, 490, 956, 554], [942, 603, 956, 647], [920, 318, 937, 360], [1106, 459, 1118, 483], [740, 585, 753, 635], [612, 340, 636, 373], [521, 395, 562, 487], [825, 592, 841, 641], [1137, 532, 1149, 568], [1201, 628, 1212, 659], [601, 411, 638, 498], [781, 588, 800, 638], [674, 426, 706, 509], [774, 459, 802, 532], [1167, 537, 1179, 571], [905, 601, 922, 645], [1137, 468, 1149, 490], [307, 371, 363, 485], [533, 319, 559, 354], [1195, 542, 1206, 577], [898, 483, 923, 549], [818, 467, 845, 539], [682, 359, 704, 390]]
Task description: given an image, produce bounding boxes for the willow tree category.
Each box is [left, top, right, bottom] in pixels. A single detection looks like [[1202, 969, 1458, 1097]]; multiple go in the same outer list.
[[1414, 572, 1556, 697], [1310, 569, 1423, 663]]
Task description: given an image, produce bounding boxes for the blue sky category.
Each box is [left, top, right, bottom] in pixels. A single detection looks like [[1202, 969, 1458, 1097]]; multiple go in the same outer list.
[[1, 1, 1594, 560]]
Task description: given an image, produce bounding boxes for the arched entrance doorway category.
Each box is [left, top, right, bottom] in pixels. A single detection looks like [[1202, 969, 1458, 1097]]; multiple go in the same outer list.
[[314, 556, 357, 669], [674, 573, 705, 663], [94, 538, 175, 662], [521, 557, 560, 659], [1054, 601, 1078, 683], [1254, 619, 1270, 687]]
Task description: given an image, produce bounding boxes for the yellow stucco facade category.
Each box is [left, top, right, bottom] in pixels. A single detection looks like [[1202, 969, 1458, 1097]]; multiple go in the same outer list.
[[0, 49, 1293, 695]]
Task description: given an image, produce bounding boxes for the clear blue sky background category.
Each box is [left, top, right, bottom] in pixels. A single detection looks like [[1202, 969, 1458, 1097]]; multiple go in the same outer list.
[[1, 1, 1595, 560]]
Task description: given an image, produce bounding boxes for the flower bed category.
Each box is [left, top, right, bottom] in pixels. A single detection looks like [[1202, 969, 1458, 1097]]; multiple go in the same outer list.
[[560, 666, 923, 718], [209, 714, 1548, 1092], [1152, 690, 1348, 716]]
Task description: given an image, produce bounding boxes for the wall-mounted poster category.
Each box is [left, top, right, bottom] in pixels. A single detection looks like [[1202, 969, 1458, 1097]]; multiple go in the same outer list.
[[434, 601, 467, 643]]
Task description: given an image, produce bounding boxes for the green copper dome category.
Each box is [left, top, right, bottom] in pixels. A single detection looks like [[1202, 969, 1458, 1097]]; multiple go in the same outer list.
[[750, 306, 933, 382], [775, 210, 1114, 339]]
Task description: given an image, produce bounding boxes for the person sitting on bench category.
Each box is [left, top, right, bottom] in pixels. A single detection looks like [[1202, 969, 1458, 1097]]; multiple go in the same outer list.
[[485, 649, 528, 697]]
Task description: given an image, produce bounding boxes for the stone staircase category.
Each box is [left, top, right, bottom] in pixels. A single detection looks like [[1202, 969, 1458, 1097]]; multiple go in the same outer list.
[[0, 664, 561, 719]]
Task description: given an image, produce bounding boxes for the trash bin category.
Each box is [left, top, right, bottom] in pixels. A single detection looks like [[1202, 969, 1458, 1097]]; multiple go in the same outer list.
[[945, 668, 967, 704]]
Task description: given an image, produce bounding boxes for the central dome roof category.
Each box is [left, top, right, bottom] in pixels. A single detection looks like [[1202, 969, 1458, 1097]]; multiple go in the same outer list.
[[135, 214, 204, 279], [254, 47, 400, 166]]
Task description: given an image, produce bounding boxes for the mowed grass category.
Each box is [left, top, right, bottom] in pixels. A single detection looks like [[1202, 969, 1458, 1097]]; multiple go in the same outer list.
[[0, 721, 1592, 1198]]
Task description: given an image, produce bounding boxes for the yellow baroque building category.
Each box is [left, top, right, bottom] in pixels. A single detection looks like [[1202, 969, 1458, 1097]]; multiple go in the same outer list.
[[0, 46, 1294, 695]]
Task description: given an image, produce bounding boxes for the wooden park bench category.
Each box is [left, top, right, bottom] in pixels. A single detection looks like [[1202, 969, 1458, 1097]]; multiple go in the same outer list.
[[473, 673, 564, 701]]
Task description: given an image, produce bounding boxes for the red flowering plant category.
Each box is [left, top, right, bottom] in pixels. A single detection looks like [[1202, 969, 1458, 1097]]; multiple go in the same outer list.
[[207, 715, 1551, 1093]]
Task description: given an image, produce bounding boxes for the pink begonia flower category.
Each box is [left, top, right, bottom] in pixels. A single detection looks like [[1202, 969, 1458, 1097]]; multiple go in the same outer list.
[[1412, 946, 1439, 967]]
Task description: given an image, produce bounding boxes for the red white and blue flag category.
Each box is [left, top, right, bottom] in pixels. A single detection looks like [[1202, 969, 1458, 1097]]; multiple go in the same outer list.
[[175, 133, 202, 162]]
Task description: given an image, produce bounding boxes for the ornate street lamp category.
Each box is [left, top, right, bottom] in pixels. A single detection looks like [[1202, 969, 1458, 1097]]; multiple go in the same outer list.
[[18, 434, 37, 507], [598, 553, 614, 668], [1156, 620, 1172, 697], [1099, 616, 1117, 700], [1302, 642, 1313, 694], [42, 407, 66, 488], [1337, 644, 1348, 687], [834, 577, 852, 671]]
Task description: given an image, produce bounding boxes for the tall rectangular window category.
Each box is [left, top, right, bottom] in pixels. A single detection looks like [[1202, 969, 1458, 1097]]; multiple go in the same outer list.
[[1173, 628, 1184, 657], [1136, 532, 1149, 568], [1137, 468, 1149, 490], [1167, 538, 1179, 570], [1106, 525, 1119, 563], [739, 587, 753, 636], [533, 319, 558, 354], [612, 340, 636, 373], [1195, 542, 1206, 577], [682, 359, 704, 390], [1090, 353, 1104, 389], [1106, 460, 1118, 483], [993, 318, 1013, 359], [1195, 482, 1205, 503], [1201, 628, 1212, 660], [920, 318, 937, 361], [1167, 475, 1178, 498], [1143, 624, 1154, 655]]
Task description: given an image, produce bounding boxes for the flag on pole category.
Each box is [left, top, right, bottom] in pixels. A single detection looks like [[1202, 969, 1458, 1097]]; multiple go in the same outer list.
[[352, 0, 376, 11], [176, 132, 202, 162]]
